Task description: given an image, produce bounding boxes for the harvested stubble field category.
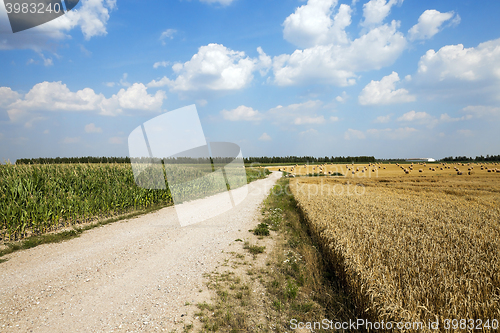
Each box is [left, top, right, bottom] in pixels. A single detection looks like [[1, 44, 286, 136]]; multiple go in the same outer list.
[[267, 161, 500, 178], [284, 163, 500, 331]]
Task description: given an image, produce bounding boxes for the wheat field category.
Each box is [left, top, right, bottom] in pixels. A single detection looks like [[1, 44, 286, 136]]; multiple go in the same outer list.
[[286, 163, 500, 331]]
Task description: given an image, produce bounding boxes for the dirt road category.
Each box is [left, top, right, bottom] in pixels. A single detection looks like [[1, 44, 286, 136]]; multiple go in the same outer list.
[[0, 172, 281, 332]]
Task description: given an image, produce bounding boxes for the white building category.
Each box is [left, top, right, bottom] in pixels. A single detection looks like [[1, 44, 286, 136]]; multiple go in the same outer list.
[[406, 158, 436, 162]]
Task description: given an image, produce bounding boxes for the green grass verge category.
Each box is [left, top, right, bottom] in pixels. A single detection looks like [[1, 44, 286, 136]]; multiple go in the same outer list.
[[246, 167, 271, 183], [195, 178, 358, 332]]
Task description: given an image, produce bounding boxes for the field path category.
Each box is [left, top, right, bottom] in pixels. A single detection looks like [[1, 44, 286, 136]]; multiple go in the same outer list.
[[0, 171, 281, 332]]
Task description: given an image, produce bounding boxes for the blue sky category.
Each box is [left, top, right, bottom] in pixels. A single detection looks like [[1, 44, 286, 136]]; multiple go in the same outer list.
[[1, 0, 499, 162]]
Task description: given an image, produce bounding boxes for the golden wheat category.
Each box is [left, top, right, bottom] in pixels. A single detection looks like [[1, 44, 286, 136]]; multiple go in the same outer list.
[[290, 172, 500, 331]]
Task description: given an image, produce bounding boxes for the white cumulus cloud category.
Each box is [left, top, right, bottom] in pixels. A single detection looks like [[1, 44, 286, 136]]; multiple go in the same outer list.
[[0, 87, 20, 108], [414, 38, 500, 102], [160, 29, 176, 45], [148, 44, 268, 92], [374, 114, 392, 123], [299, 128, 319, 136], [7, 81, 105, 113], [258, 133, 272, 141], [359, 71, 415, 105], [408, 10, 459, 41], [108, 136, 124, 144], [395, 110, 472, 129], [220, 100, 331, 128], [336, 91, 348, 103], [1, 81, 167, 126], [361, 0, 403, 28], [294, 115, 326, 125], [114, 83, 166, 111], [397, 110, 431, 122], [417, 38, 500, 83], [275, 16, 406, 86], [397, 110, 437, 128], [84, 123, 102, 133], [283, 0, 352, 48], [153, 61, 169, 69], [344, 128, 366, 140], [439, 113, 472, 122], [257, 47, 272, 76], [268, 100, 325, 126], [461, 105, 500, 119], [196, 99, 208, 107], [147, 77, 171, 88], [221, 105, 262, 122]]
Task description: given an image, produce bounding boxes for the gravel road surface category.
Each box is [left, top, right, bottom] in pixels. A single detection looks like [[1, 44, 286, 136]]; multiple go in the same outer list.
[[0, 171, 281, 332]]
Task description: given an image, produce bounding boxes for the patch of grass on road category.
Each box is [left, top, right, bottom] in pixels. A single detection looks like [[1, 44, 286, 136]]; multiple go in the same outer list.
[[251, 223, 270, 236], [243, 242, 266, 255], [246, 167, 271, 183]]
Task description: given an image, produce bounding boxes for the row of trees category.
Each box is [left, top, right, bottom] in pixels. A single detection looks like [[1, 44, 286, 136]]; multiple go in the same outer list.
[[14, 154, 499, 165], [15, 156, 243, 165], [243, 156, 376, 164], [16, 155, 377, 165], [16, 156, 132, 165], [440, 155, 500, 162]]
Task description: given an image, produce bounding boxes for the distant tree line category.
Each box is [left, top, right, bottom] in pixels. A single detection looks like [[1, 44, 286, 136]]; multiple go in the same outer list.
[[130, 157, 241, 164], [15, 156, 243, 165], [244, 156, 376, 164], [440, 155, 500, 162], [16, 156, 131, 165], [22, 154, 500, 165]]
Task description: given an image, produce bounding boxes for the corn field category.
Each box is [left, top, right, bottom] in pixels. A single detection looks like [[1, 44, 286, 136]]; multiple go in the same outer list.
[[0, 163, 172, 241], [1, 163, 268, 242], [290, 174, 500, 331]]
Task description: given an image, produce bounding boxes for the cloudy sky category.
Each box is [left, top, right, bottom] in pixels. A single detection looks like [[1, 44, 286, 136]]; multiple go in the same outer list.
[[1, 0, 499, 162]]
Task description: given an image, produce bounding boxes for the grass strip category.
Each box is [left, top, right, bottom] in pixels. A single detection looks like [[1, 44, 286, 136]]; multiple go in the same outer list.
[[195, 177, 357, 332]]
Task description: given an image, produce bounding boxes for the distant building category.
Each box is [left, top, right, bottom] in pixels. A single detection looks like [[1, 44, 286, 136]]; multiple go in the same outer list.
[[406, 158, 436, 162]]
